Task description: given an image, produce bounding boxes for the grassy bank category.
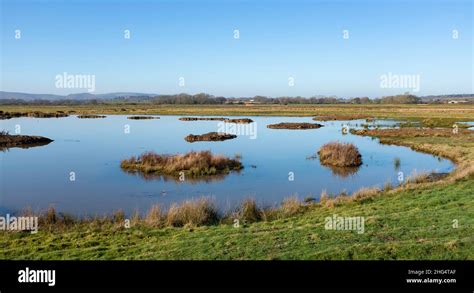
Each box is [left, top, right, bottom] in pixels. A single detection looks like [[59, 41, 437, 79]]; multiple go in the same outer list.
[[0, 174, 472, 260]]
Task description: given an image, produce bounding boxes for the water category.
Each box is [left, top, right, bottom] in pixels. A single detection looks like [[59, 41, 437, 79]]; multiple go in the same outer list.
[[0, 115, 453, 216]]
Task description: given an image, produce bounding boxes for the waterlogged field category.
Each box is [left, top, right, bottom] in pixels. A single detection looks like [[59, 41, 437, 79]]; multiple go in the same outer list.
[[0, 115, 453, 216]]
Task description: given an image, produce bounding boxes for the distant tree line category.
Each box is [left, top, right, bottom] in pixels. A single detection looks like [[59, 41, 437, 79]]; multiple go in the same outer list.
[[1, 93, 472, 105]]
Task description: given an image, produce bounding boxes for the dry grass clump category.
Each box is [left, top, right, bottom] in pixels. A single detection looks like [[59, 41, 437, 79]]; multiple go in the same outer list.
[[405, 170, 432, 185], [279, 196, 302, 217], [267, 122, 323, 129], [352, 187, 381, 201], [179, 117, 227, 121], [144, 204, 165, 227], [318, 186, 382, 208], [352, 128, 472, 139], [127, 116, 159, 120], [166, 198, 219, 227], [225, 118, 253, 124], [185, 132, 237, 143], [178, 117, 253, 123], [77, 114, 106, 119], [231, 198, 263, 223], [383, 181, 394, 191], [121, 150, 243, 177], [318, 141, 362, 167]]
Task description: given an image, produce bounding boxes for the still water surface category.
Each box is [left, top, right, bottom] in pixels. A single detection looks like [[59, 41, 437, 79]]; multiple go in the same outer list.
[[0, 115, 453, 215]]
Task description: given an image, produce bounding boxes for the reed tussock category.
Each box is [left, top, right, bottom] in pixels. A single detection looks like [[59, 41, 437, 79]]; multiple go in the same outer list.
[[231, 198, 263, 223], [318, 141, 362, 167], [121, 150, 243, 177], [144, 204, 165, 227], [166, 198, 219, 227], [280, 196, 302, 217], [352, 187, 381, 201]]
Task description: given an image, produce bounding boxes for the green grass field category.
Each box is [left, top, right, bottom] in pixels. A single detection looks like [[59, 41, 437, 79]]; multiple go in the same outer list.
[[2, 103, 474, 120], [0, 104, 473, 260], [0, 176, 472, 260]]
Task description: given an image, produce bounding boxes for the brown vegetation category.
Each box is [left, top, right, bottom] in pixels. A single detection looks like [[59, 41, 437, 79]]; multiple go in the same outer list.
[[127, 116, 159, 120], [224, 118, 253, 124], [0, 131, 53, 150], [166, 198, 219, 227], [179, 117, 253, 123], [77, 114, 106, 119], [179, 117, 226, 121], [184, 132, 237, 142], [120, 150, 243, 177], [351, 128, 472, 138], [318, 142, 362, 167], [0, 110, 68, 120], [18, 195, 309, 230], [267, 122, 323, 129]]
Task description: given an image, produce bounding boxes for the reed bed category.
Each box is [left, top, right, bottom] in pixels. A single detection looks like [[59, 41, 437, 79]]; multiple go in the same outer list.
[[318, 141, 362, 167], [121, 150, 243, 177]]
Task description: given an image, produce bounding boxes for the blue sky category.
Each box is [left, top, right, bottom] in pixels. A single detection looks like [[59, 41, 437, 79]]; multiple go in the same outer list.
[[0, 0, 472, 97]]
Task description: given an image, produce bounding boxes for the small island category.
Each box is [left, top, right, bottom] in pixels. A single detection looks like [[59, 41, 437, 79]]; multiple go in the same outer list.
[[318, 141, 362, 167], [185, 132, 237, 142], [120, 150, 243, 178], [225, 118, 253, 124], [179, 117, 253, 123], [0, 131, 53, 150], [179, 117, 227, 121], [0, 110, 68, 120], [267, 122, 323, 129], [127, 116, 159, 120], [77, 114, 106, 119]]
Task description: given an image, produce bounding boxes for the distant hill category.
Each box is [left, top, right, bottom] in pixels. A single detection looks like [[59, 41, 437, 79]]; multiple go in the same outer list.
[[0, 91, 157, 101]]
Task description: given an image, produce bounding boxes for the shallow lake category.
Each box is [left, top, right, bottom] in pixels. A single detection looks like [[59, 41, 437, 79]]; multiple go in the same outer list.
[[0, 115, 454, 216]]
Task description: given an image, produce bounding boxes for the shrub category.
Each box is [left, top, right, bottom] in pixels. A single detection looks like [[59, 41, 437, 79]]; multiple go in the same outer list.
[[280, 196, 302, 217], [166, 198, 219, 227], [352, 187, 380, 200], [318, 141, 362, 167], [232, 198, 262, 223], [145, 204, 164, 227]]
